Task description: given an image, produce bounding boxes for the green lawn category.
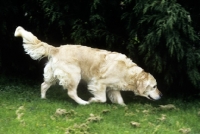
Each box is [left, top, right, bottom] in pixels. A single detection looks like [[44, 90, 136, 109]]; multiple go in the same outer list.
[[0, 78, 200, 134]]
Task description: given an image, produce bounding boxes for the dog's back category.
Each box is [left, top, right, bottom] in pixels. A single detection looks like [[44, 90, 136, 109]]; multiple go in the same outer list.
[[53, 45, 134, 83]]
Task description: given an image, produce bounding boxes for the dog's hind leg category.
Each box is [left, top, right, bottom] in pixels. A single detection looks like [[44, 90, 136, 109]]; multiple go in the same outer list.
[[41, 82, 54, 99], [55, 67, 89, 105], [41, 63, 55, 99], [66, 76, 89, 105], [67, 87, 89, 105], [107, 89, 126, 106]]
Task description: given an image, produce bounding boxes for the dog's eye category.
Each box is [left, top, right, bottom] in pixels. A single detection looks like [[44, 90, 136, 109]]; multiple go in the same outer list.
[[153, 85, 157, 88]]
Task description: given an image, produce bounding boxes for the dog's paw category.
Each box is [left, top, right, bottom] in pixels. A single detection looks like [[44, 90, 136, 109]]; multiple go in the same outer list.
[[79, 101, 90, 105], [119, 103, 126, 106], [41, 97, 46, 99], [88, 97, 106, 103], [41, 94, 47, 99], [88, 97, 99, 103]]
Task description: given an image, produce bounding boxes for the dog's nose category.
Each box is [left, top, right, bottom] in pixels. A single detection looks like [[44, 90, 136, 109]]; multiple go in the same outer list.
[[157, 95, 161, 100], [159, 91, 163, 97], [157, 89, 162, 97]]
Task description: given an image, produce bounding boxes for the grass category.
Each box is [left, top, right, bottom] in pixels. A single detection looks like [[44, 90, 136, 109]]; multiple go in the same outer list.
[[0, 77, 200, 134]]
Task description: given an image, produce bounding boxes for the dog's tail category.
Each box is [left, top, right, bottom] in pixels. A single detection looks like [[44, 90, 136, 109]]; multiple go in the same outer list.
[[14, 26, 57, 60]]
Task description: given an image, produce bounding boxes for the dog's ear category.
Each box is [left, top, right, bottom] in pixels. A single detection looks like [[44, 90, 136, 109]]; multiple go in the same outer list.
[[136, 80, 148, 95]]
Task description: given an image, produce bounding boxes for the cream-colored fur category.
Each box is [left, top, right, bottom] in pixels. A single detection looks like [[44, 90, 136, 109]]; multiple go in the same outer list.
[[14, 26, 162, 105]]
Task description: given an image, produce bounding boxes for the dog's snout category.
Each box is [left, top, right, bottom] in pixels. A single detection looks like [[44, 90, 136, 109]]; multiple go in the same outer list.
[[157, 89, 162, 97], [159, 91, 162, 97]]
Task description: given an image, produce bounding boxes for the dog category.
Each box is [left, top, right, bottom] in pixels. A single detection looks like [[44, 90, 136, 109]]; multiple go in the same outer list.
[[14, 26, 162, 105]]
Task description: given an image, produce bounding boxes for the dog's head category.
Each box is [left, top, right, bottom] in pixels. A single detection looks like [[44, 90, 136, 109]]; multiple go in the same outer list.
[[134, 73, 162, 100]]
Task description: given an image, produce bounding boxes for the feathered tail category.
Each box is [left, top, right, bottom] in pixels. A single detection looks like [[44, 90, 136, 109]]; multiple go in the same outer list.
[[14, 26, 57, 60]]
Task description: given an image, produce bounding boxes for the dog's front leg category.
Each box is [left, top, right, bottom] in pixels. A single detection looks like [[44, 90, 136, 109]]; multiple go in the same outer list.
[[88, 83, 107, 103], [107, 90, 126, 106]]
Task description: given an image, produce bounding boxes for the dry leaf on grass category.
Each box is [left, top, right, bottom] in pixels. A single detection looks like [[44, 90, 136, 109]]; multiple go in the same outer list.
[[16, 106, 25, 120], [130, 121, 140, 127], [179, 128, 191, 134], [101, 109, 110, 114], [17, 113, 24, 120], [157, 114, 166, 121], [16, 106, 24, 114], [159, 104, 176, 110], [65, 123, 89, 134], [55, 108, 67, 116], [55, 108, 76, 117], [51, 108, 76, 120], [86, 113, 102, 123], [142, 110, 149, 114]]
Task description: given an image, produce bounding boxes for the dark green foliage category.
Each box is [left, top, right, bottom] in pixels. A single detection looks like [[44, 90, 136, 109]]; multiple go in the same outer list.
[[123, 0, 200, 92], [21, 0, 125, 50], [186, 48, 200, 87]]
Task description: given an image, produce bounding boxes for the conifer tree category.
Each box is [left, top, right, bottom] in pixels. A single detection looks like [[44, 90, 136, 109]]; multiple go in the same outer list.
[[123, 0, 200, 92]]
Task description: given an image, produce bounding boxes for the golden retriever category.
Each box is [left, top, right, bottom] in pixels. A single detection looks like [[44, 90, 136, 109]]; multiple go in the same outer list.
[[14, 26, 162, 105]]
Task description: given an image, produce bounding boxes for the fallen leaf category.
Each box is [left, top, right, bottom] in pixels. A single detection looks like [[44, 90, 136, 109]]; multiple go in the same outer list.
[[101, 109, 110, 114], [55, 108, 67, 116], [17, 113, 24, 120], [142, 110, 149, 114], [89, 113, 94, 117], [54, 109, 75, 117], [65, 123, 89, 134], [157, 114, 166, 121], [159, 104, 176, 110], [87, 114, 102, 123], [16, 106, 25, 121], [16, 106, 25, 114], [157, 116, 166, 121], [179, 128, 191, 134], [130, 121, 140, 127]]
